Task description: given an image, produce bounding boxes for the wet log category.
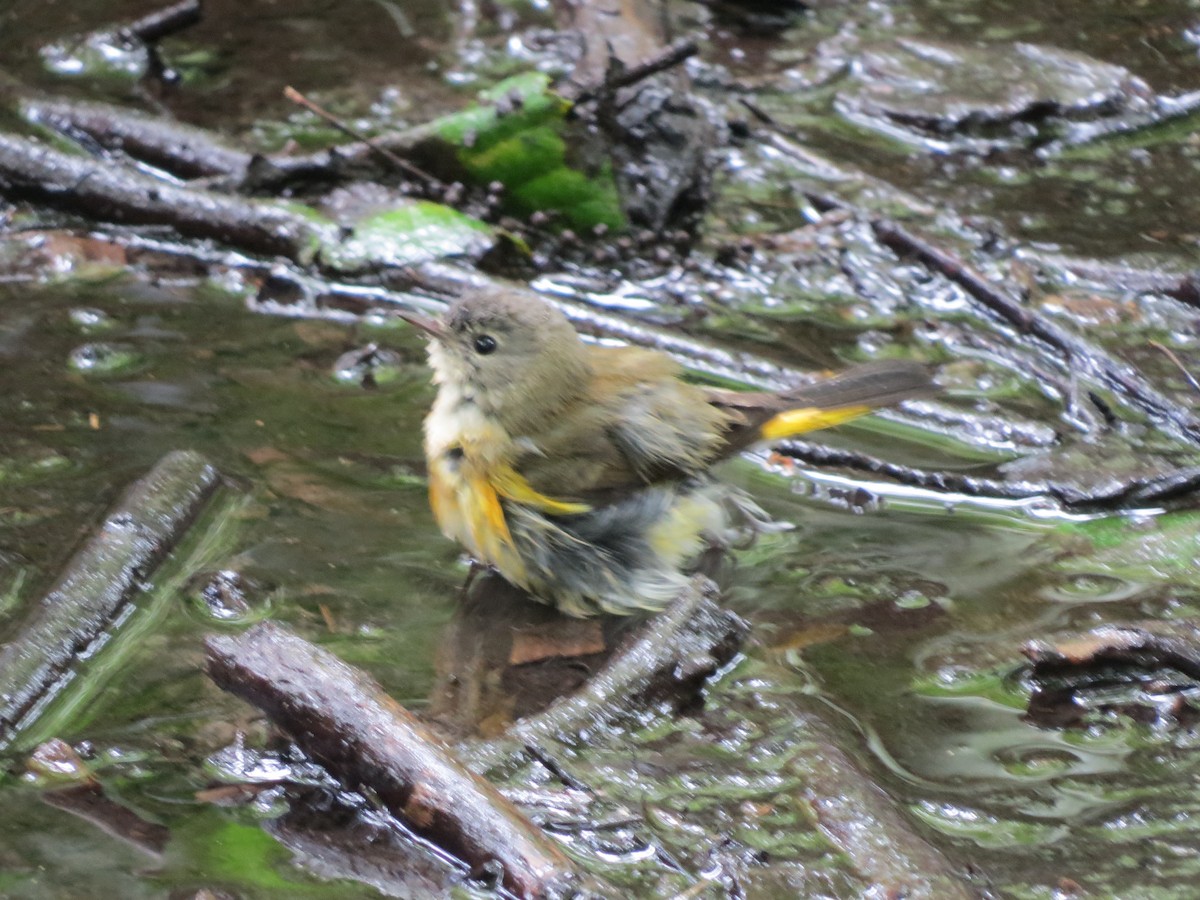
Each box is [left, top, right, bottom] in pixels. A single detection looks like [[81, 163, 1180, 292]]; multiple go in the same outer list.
[[0, 133, 330, 261], [204, 622, 578, 900], [463, 576, 747, 774], [20, 95, 252, 180], [0, 450, 221, 744], [264, 787, 468, 899]]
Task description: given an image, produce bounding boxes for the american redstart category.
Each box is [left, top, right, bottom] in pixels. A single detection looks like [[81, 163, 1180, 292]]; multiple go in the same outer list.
[[403, 288, 934, 616]]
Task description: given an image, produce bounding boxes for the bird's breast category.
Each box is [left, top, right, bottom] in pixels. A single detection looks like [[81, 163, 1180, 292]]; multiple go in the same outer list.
[[423, 397, 528, 580]]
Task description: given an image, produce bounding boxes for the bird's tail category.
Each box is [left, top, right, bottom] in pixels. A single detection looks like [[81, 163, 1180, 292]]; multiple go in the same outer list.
[[758, 360, 935, 441]]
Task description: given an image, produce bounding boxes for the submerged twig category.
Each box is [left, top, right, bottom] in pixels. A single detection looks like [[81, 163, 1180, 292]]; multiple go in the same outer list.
[[204, 622, 577, 899], [871, 219, 1200, 447]]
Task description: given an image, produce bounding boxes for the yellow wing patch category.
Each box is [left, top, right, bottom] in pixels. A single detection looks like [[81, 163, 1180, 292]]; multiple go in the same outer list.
[[489, 463, 591, 516], [759, 405, 872, 442]]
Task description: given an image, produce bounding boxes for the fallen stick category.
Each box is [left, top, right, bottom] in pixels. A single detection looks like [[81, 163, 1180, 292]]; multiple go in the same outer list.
[[462, 577, 747, 775], [204, 622, 577, 900], [20, 95, 253, 179], [0, 450, 221, 743], [778, 696, 975, 899], [0, 133, 330, 261]]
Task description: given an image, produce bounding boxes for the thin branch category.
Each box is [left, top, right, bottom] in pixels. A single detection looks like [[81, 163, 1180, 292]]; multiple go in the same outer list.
[[871, 218, 1200, 448], [282, 85, 440, 187], [569, 39, 699, 103]]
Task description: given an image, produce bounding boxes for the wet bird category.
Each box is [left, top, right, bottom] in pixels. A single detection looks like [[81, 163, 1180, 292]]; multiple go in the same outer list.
[[403, 287, 934, 616]]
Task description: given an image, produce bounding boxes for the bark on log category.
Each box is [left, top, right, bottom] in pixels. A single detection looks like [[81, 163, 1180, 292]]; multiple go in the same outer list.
[[463, 576, 746, 774], [0, 450, 221, 744], [204, 622, 578, 900], [21, 96, 252, 180], [0, 133, 330, 260]]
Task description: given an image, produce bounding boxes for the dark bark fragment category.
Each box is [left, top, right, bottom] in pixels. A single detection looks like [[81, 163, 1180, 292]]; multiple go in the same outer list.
[[1024, 621, 1200, 728]]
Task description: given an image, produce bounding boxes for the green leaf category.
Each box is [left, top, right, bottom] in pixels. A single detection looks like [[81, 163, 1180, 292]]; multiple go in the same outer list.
[[431, 73, 626, 231]]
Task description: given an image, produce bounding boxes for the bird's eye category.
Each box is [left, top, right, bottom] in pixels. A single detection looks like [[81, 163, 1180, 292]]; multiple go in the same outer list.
[[473, 334, 497, 355]]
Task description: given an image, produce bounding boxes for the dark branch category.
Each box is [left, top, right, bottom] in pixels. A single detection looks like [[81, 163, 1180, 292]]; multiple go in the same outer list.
[[205, 622, 578, 899], [871, 218, 1200, 448]]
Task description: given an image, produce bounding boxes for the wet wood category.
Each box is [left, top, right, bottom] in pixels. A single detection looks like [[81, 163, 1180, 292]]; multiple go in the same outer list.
[[0, 133, 328, 260], [19, 95, 252, 180], [1023, 621, 1200, 729], [780, 697, 976, 900], [204, 622, 578, 900], [265, 787, 467, 900], [463, 576, 747, 774], [0, 450, 221, 744], [776, 438, 1200, 510]]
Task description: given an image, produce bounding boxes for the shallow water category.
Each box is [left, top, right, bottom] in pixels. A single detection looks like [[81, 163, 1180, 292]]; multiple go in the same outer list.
[[3, 0, 1200, 897]]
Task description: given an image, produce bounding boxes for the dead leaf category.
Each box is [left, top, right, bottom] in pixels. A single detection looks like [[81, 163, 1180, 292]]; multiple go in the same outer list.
[[509, 620, 606, 665]]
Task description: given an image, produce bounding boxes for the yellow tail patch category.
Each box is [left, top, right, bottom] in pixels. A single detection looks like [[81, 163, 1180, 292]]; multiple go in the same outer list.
[[759, 405, 872, 442]]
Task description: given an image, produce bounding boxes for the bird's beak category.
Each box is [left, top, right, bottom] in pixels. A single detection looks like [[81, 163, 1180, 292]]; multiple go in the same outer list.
[[398, 310, 446, 341]]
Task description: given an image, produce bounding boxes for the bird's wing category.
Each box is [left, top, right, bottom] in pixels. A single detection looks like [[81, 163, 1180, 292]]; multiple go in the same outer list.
[[602, 361, 735, 483], [510, 347, 733, 502]]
